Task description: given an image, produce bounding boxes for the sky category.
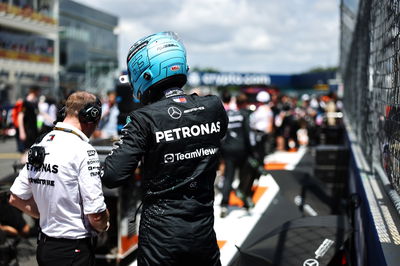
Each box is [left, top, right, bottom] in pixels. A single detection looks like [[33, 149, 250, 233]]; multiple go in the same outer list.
[[75, 0, 340, 74]]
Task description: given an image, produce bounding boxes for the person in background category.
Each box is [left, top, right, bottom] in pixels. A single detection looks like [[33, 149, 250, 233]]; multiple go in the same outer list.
[[0, 83, 10, 108], [299, 94, 318, 146], [99, 90, 119, 139], [0, 191, 31, 237], [101, 31, 228, 266], [38, 94, 57, 135], [221, 89, 236, 111], [240, 91, 274, 199], [250, 91, 274, 161], [11, 98, 25, 154], [9, 91, 110, 266], [17, 85, 41, 163], [215, 90, 232, 193], [220, 92, 252, 217], [275, 94, 294, 150]]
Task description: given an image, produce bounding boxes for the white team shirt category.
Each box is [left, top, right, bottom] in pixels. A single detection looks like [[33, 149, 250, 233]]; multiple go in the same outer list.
[[250, 104, 274, 133], [100, 103, 119, 138], [10, 122, 106, 239]]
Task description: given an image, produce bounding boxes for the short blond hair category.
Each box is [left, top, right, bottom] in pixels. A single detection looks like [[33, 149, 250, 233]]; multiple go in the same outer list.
[[65, 91, 97, 117]]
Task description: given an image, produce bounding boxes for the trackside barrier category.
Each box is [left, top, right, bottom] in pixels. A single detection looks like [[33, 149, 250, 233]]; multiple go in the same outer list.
[[345, 116, 400, 266], [92, 140, 141, 265]]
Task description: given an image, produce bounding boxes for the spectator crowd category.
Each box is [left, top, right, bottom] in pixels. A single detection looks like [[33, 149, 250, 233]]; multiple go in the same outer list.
[[215, 89, 343, 217], [0, 85, 343, 220]]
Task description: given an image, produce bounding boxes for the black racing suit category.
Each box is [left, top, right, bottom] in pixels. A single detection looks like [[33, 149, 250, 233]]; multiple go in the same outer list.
[[102, 89, 228, 266], [220, 108, 252, 206]]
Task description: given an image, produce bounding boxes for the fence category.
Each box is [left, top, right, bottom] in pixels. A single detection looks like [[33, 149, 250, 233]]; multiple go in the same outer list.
[[341, 0, 400, 200]]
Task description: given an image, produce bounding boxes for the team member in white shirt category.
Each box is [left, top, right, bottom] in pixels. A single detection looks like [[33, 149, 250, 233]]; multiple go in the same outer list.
[[250, 90, 274, 156], [9, 91, 109, 266]]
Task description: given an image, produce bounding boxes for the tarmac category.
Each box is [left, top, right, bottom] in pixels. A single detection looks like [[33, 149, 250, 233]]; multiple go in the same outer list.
[[0, 137, 20, 178], [0, 137, 38, 266]]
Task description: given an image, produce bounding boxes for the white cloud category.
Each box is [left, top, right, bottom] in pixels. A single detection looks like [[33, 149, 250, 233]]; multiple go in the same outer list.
[[74, 0, 340, 74]]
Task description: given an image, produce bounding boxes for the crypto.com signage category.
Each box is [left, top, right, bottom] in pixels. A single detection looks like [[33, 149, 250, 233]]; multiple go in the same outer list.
[[187, 71, 271, 87]]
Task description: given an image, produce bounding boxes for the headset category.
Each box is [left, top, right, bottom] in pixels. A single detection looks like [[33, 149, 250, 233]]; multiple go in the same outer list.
[[29, 97, 102, 168], [78, 97, 102, 123], [55, 97, 102, 124]]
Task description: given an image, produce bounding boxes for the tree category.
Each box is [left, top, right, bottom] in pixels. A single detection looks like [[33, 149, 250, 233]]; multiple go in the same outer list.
[[304, 66, 338, 73]]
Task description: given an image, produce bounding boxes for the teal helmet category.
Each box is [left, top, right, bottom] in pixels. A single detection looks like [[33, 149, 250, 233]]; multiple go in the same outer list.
[[125, 31, 188, 104]]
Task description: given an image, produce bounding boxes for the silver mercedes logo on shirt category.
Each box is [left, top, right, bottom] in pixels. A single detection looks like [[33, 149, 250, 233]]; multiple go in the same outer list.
[[168, 106, 182, 119]]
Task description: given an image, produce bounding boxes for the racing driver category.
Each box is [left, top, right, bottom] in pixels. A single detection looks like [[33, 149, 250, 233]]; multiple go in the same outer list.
[[101, 32, 228, 266]]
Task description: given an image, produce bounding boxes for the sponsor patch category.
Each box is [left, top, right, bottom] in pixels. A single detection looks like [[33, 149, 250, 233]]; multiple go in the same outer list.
[[164, 153, 174, 163], [127, 40, 148, 62], [173, 96, 187, 103], [27, 163, 58, 173], [87, 159, 100, 165], [87, 150, 96, 156], [303, 258, 319, 266], [155, 121, 221, 143], [28, 178, 55, 186], [157, 43, 178, 51], [170, 65, 180, 71], [184, 106, 205, 113], [164, 89, 184, 98], [164, 147, 218, 163], [315, 239, 334, 259], [167, 106, 182, 119]]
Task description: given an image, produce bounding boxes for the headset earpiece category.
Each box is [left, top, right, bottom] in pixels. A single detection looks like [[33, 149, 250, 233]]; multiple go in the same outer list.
[[78, 98, 102, 123]]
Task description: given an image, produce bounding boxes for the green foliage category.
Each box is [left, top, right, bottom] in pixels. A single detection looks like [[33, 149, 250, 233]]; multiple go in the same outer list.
[[304, 66, 338, 73]]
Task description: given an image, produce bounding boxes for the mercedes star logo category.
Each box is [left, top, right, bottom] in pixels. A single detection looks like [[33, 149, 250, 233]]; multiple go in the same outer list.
[[303, 258, 319, 266], [168, 106, 182, 119], [91, 108, 99, 118]]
